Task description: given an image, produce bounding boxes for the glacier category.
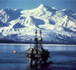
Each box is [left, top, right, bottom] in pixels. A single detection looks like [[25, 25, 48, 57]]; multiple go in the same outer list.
[[0, 4, 76, 44]]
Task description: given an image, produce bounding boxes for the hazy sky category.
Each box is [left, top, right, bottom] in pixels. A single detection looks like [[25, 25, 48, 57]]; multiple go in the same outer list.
[[0, 0, 76, 12]]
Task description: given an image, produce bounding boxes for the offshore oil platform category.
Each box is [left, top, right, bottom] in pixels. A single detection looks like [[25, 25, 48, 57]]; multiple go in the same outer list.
[[26, 30, 50, 67]]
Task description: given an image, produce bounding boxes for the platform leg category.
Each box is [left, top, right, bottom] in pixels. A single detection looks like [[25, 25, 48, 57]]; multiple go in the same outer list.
[[29, 59, 32, 68], [39, 60, 42, 65], [35, 60, 37, 67]]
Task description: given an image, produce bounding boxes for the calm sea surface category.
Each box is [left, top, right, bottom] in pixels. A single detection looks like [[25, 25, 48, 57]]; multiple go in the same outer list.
[[0, 44, 76, 70]]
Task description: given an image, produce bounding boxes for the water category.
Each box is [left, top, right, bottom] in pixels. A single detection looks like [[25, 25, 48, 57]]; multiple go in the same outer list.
[[0, 44, 76, 70]]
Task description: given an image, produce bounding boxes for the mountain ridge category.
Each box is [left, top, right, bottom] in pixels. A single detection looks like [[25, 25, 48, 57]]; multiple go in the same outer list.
[[0, 4, 76, 44]]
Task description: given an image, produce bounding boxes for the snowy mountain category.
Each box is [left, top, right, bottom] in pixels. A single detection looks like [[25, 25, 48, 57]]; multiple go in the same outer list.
[[0, 4, 76, 44]]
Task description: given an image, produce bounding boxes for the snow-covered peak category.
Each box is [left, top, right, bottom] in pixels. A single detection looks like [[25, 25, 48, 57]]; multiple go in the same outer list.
[[0, 9, 4, 12], [37, 4, 57, 11], [51, 7, 57, 10], [38, 4, 46, 9], [61, 9, 66, 12], [0, 9, 9, 24]]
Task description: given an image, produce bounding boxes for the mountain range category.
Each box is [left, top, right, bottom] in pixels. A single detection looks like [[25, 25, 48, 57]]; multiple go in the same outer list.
[[0, 4, 76, 44]]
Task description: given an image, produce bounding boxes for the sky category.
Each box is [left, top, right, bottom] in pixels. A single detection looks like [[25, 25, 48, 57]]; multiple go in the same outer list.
[[0, 0, 76, 12]]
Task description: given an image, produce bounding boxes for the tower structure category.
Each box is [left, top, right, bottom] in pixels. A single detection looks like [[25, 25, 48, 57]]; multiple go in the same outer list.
[[39, 30, 42, 43]]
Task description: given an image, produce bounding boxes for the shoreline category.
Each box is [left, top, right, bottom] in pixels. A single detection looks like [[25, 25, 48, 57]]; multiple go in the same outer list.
[[0, 43, 76, 46]]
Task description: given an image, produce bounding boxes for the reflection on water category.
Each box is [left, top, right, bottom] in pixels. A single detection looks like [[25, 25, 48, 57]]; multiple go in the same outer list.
[[0, 44, 76, 70]]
